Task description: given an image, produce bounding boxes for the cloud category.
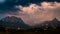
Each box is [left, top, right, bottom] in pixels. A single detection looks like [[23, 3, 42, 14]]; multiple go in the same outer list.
[[0, 0, 60, 13], [0, 0, 40, 13], [0, 1, 60, 25], [7, 2, 60, 25]]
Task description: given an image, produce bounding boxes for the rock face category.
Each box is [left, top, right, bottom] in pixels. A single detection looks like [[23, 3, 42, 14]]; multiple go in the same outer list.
[[0, 16, 29, 29]]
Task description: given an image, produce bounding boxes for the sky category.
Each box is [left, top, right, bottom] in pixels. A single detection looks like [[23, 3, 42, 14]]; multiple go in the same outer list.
[[0, 0, 60, 26]]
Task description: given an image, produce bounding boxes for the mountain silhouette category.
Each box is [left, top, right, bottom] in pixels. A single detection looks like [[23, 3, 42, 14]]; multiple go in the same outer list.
[[34, 18, 60, 28], [0, 16, 29, 29], [49, 18, 60, 27]]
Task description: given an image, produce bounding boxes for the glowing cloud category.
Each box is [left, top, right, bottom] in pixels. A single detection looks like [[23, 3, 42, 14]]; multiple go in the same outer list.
[[8, 2, 60, 25]]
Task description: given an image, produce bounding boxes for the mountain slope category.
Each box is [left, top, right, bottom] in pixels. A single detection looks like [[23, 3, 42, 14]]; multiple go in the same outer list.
[[0, 16, 29, 29], [33, 18, 60, 28]]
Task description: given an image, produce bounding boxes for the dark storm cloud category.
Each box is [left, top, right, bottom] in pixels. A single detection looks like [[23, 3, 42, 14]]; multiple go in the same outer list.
[[0, 0, 19, 13], [0, 0, 60, 13]]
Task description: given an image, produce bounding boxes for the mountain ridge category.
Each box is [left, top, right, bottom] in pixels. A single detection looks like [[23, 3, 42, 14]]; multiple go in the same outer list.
[[0, 16, 30, 29], [0, 16, 60, 29], [32, 18, 60, 28]]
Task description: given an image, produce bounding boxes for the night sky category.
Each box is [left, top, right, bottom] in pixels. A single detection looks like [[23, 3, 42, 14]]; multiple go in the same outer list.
[[0, 0, 60, 25]]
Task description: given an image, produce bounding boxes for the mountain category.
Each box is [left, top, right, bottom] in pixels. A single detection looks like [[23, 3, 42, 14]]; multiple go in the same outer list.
[[49, 18, 60, 27], [0, 16, 30, 29], [34, 18, 60, 28]]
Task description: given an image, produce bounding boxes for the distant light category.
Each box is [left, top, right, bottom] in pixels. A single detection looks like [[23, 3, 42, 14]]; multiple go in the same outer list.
[[0, 0, 5, 3]]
